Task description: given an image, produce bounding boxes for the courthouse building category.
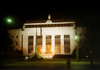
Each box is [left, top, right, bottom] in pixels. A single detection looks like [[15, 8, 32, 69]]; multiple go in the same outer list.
[[8, 15, 76, 58]]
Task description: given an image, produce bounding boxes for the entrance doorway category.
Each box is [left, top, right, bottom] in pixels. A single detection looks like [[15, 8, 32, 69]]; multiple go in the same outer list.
[[46, 35, 51, 54]]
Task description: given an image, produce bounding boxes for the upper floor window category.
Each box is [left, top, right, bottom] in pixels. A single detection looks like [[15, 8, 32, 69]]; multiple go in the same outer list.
[[46, 35, 51, 38], [64, 35, 70, 38], [16, 41, 18, 45], [37, 36, 42, 39], [55, 35, 60, 38], [12, 35, 13, 38], [28, 36, 33, 39], [25, 23, 73, 28], [16, 35, 18, 39]]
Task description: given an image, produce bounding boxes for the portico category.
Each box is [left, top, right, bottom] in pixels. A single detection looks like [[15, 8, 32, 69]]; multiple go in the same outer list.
[[8, 15, 75, 58]]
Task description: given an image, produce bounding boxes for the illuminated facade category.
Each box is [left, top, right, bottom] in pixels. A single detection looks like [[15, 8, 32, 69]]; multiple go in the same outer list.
[[8, 15, 76, 58]]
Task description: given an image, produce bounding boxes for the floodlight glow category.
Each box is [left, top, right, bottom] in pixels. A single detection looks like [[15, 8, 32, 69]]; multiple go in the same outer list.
[[51, 53, 55, 56], [8, 19, 11, 22], [86, 56, 88, 58], [51, 49, 54, 52], [41, 49, 45, 52], [41, 49, 43, 52], [25, 56, 28, 59], [44, 56, 53, 58], [75, 36, 78, 39]]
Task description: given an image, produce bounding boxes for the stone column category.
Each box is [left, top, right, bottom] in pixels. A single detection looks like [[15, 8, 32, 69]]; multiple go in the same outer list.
[[26, 33, 28, 55], [22, 31, 25, 55], [23, 31, 28, 55], [61, 34, 64, 54], [33, 34, 35, 53], [43, 35, 46, 53], [52, 35, 55, 53]]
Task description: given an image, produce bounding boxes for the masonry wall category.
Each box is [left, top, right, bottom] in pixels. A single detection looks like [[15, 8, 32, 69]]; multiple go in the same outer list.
[[8, 23, 76, 56]]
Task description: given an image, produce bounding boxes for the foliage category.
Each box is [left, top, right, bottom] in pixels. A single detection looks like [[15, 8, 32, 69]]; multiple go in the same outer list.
[[76, 26, 100, 59], [0, 29, 15, 54]]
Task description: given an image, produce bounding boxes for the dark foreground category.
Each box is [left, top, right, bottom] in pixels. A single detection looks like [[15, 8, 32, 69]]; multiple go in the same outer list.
[[1, 59, 100, 70]]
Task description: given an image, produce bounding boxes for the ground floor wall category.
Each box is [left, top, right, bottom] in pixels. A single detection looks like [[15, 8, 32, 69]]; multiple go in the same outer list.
[[8, 27, 76, 57], [22, 27, 75, 56]]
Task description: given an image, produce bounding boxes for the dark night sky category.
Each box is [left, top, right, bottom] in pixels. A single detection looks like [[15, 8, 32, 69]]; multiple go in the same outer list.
[[1, 2, 100, 55], [1, 2, 100, 29]]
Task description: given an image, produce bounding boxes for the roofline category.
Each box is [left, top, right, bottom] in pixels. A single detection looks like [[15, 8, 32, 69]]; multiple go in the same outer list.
[[22, 21, 75, 29], [24, 21, 75, 25]]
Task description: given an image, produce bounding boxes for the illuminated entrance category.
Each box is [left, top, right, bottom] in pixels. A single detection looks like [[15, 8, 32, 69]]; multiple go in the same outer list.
[[46, 35, 51, 54], [37, 36, 42, 54], [64, 35, 70, 53], [55, 35, 61, 54], [8, 15, 76, 58], [28, 36, 34, 54]]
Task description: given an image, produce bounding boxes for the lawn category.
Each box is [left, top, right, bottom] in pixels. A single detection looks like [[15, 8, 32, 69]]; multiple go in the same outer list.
[[1, 59, 100, 70]]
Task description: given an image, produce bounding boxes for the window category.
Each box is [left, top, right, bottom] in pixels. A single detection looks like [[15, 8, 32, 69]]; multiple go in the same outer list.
[[51, 24, 53, 26], [25, 25, 27, 27], [12, 35, 13, 38], [64, 35, 70, 53], [79, 34, 81, 37], [46, 42, 51, 45], [55, 35, 60, 38], [37, 42, 42, 45], [46, 35, 51, 54], [32, 25, 34, 27], [64, 35, 70, 38], [48, 24, 50, 26], [45, 25, 47, 26], [64, 24, 66, 26], [10, 41, 13, 45], [37, 36, 42, 45], [28, 36, 34, 54], [56, 24, 58, 26], [55, 41, 60, 44], [55, 35, 61, 54], [16, 35, 18, 39], [28, 43, 33, 45], [37, 36, 42, 54], [16, 41, 18, 45], [61, 24, 63, 26], [70, 24, 73, 26], [11, 41, 13, 45], [37, 36, 42, 39], [46, 35, 51, 38], [28, 36, 33, 39]]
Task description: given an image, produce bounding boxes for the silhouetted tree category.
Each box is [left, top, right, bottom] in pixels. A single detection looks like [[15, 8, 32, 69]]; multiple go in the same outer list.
[[76, 26, 100, 59], [0, 29, 15, 55]]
